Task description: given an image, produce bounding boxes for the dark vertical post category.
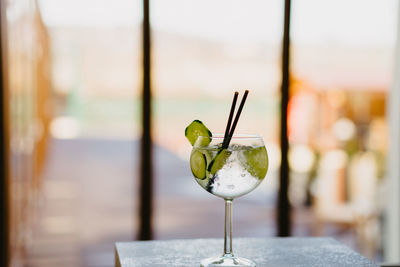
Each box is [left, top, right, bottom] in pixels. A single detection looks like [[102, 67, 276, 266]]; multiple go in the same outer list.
[[0, 0, 9, 264], [278, 0, 292, 236], [138, 0, 153, 240]]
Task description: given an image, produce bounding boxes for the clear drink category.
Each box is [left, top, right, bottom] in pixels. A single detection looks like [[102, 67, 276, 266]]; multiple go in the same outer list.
[[192, 143, 267, 199]]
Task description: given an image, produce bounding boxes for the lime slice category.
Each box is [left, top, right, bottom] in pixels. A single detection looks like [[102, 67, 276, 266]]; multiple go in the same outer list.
[[208, 149, 231, 175], [190, 150, 208, 179], [242, 146, 268, 179], [185, 120, 212, 146]]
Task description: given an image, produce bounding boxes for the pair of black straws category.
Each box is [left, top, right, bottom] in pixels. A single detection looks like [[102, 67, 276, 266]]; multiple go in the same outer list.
[[222, 90, 249, 149]]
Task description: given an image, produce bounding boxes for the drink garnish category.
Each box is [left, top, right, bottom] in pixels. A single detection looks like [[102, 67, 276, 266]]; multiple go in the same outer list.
[[185, 120, 212, 146], [190, 150, 208, 179], [186, 121, 212, 180], [241, 146, 268, 179]]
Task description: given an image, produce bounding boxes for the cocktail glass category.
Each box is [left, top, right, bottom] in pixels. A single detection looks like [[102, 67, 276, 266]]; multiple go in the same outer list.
[[191, 133, 268, 267]]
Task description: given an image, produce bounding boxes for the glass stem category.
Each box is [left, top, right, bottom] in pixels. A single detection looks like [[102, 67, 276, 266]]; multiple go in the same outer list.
[[224, 199, 233, 256]]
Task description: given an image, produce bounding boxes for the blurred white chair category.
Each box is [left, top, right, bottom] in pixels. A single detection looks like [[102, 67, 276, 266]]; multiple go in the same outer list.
[[312, 149, 381, 259]]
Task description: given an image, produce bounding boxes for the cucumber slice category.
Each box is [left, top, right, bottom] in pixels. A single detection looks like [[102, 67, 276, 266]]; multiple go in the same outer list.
[[208, 149, 231, 175], [190, 150, 207, 179], [242, 146, 268, 179], [203, 149, 212, 168], [185, 120, 212, 146]]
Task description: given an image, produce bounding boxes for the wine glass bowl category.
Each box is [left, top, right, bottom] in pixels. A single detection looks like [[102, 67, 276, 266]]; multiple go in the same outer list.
[[191, 134, 267, 200]]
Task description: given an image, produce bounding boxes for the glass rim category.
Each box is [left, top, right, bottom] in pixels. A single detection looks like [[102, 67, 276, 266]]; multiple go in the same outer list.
[[197, 133, 262, 139]]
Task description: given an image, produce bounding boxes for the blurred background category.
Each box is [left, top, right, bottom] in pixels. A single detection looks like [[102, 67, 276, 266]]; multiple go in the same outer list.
[[0, 0, 399, 266]]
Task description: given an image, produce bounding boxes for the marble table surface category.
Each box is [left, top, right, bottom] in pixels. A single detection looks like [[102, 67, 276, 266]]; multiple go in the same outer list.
[[115, 237, 379, 267]]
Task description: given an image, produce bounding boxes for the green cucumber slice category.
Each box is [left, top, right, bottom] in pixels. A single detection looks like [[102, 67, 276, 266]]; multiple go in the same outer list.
[[185, 120, 212, 146], [242, 146, 268, 179], [203, 149, 212, 168], [190, 150, 207, 179], [208, 149, 231, 175]]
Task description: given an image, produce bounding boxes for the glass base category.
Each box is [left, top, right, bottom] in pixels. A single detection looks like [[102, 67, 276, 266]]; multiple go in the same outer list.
[[200, 254, 256, 267]]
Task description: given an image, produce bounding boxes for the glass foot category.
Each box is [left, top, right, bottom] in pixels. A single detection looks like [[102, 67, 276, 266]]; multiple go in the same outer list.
[[200, 254, 256, 267]]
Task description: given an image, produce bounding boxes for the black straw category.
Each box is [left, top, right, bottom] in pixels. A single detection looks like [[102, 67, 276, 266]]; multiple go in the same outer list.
[[225, 90, 249, 148], [222, 92, 238, 148]]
